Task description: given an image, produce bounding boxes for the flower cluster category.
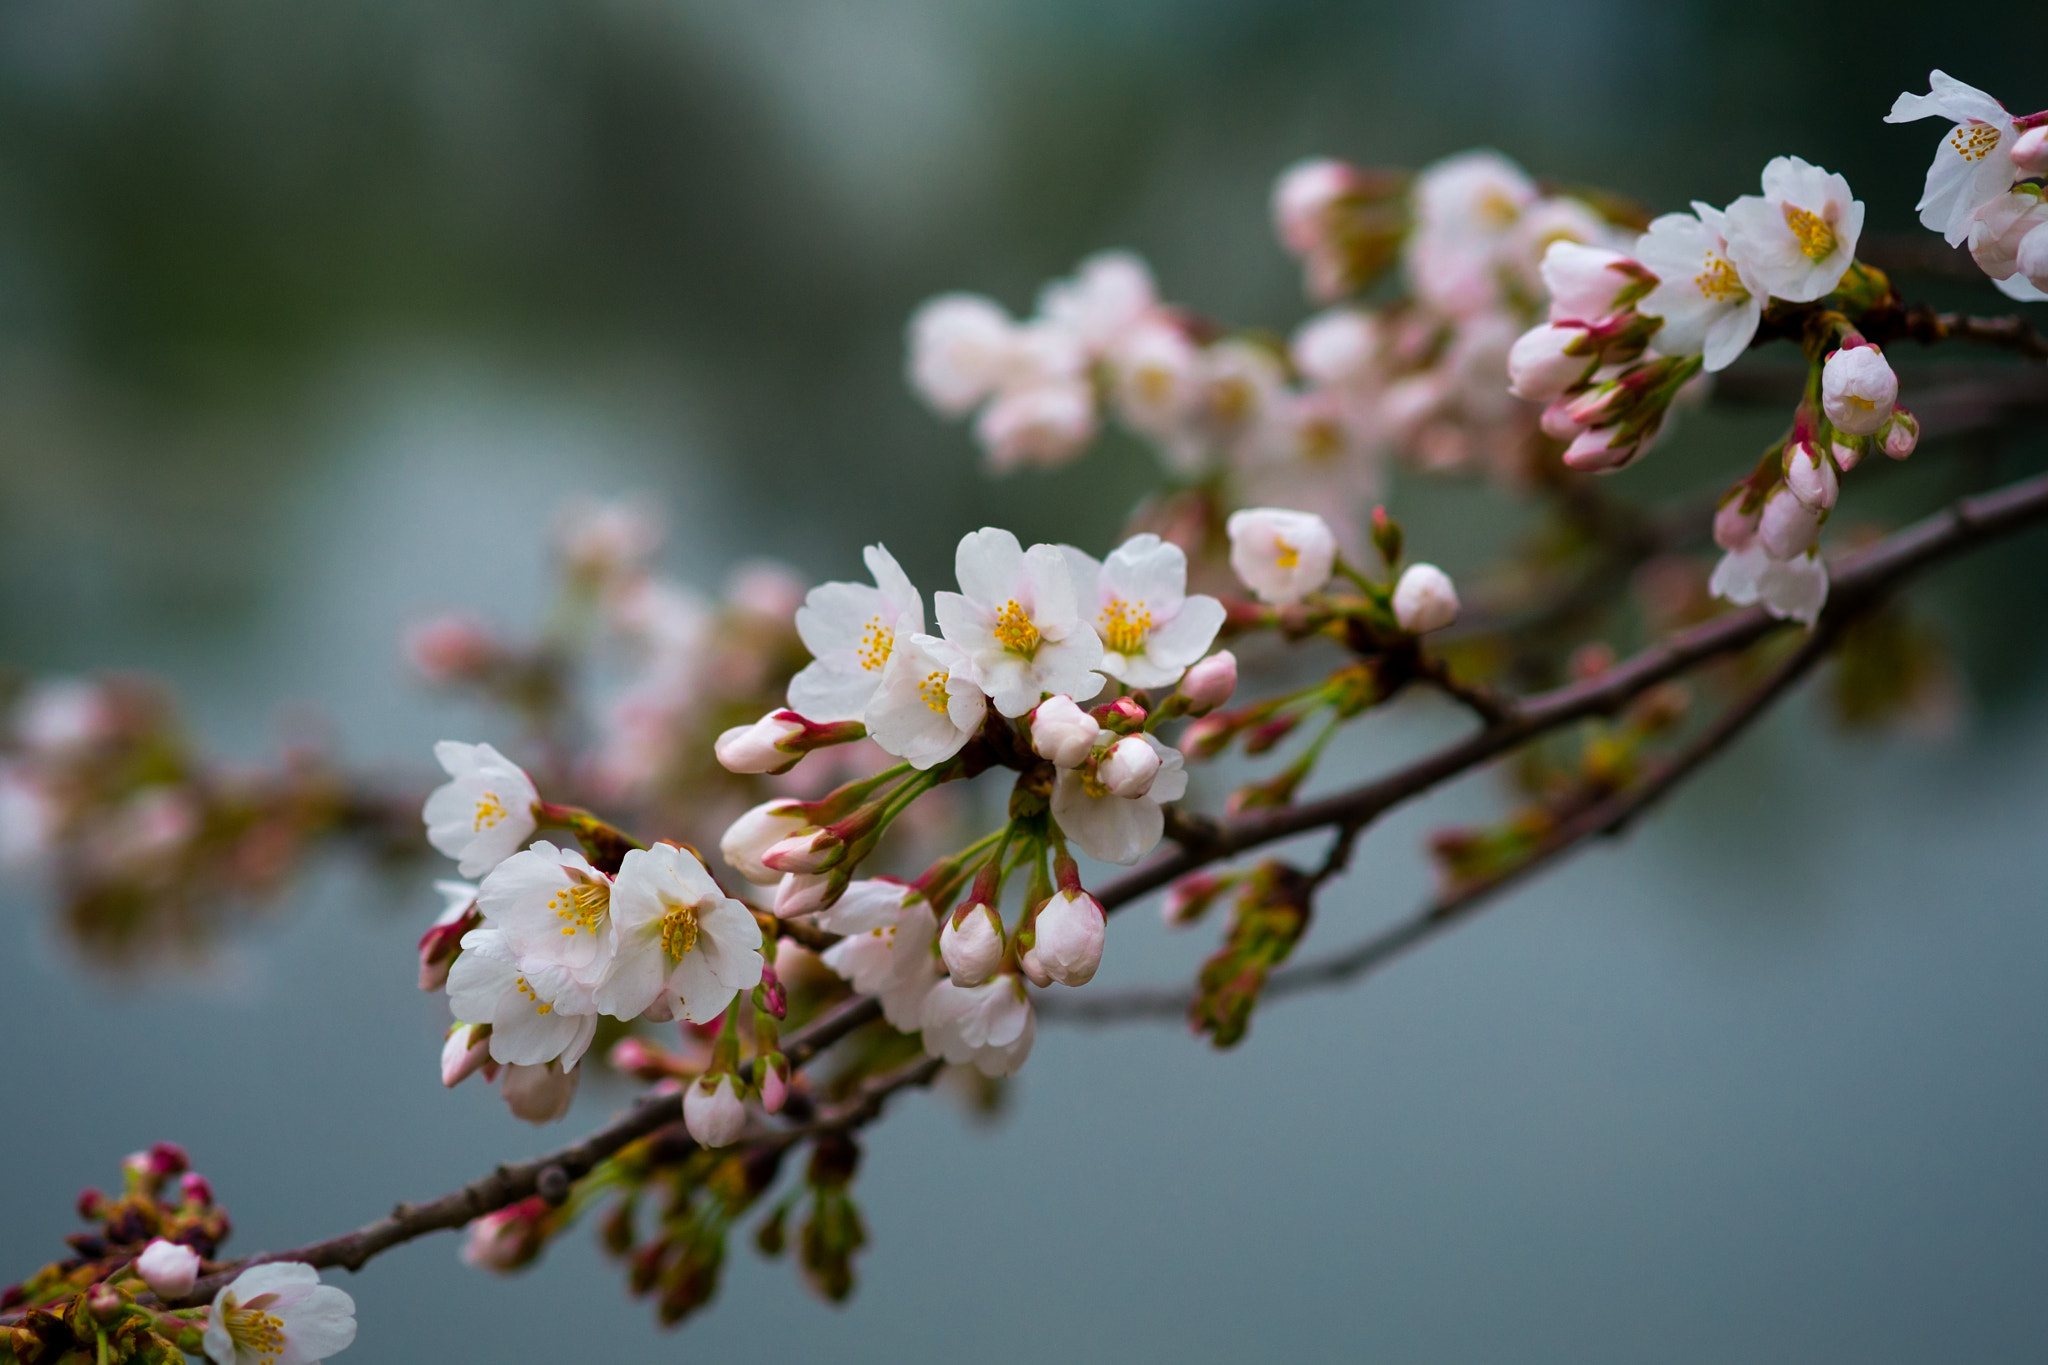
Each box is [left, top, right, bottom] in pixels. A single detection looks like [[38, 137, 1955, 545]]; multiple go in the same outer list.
[[422, 741, 765, 1128], [1886, 71, 2048, 301], [907, 149, 1645, 552]]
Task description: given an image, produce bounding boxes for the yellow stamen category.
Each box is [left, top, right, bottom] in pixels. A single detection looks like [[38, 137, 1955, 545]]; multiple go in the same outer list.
[[1847, 394, 1876, 413], [549, 877, 610, 937], [222, 1297, 289, 1365], [659, 895, 700, 965], [993, 599, 1041, 657], [1298, 415, 1345, 463], [1949, 123, 2001, 163], [1099, 598, 1155, 656], [1477, 188, 1522, 230], [1208, 377, 1254, 428], [918, 669, 951, 713], [1694, 253, 1748, 303], [858, 616, 893, 672], [515, 976, 553, 1015], [1274, 537, 1301, 570], [473, 791, 507, 832], [1782, 205, 1837, 261]]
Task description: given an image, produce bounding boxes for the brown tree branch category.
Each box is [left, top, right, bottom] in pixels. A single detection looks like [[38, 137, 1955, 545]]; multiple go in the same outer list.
[[51, 464, 2048, 1313]]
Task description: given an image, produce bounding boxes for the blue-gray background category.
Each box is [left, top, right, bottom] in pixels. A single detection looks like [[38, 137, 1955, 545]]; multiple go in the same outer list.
[[3, 3, 2048, 1360]]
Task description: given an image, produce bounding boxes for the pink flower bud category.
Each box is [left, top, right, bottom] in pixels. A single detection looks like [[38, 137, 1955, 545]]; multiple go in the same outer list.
[[683, 1073, 748, 1149], [1098, 735, 1163, 798], [135, 1239, 201, 1300], [147, 1143, 188, 1179], [1272, 157, 1361, 256], [442, 1024, 494, 1088], [713, 712, 806, 774], [405, 614, 500, 684], [1831, 439, 1864, 473], [1713, 495, 1760, 552], [1030, 890, 1106, 987], [1882, 409, 1920, 459], [1178, 651, 1237, 714], [759, 1058, 790, 1115], [2015, 126, 2048, 176], [1758, 487, 1821, 561], [1391, 563, 1459, 633], [1783, 441, 1839, 511], [719, 800, 813, 886], [1562, 425, 1640, 472], [1506, 323, 1593, 402], [76, 1188, 105, 1221], [1540, 398, 1586, 442], [500, 1061, 579, 1125], [608, 1037, 671, 1082], [940, 903, 1005, 987], [772, 871, 835, 917], [180, 1173, 213, 1208], [462, 1197, 549, 1273], [1540, 241, 1648, 323], [1030, 695, 1101, 768], [761, 830, 844, 876]]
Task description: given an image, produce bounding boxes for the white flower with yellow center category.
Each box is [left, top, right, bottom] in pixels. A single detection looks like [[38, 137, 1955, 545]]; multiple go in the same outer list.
[[863, 632, 988, 769], [1037, 250, 1158, 356], [421, 741, 538, 878], [1885, 71, 2020, 246], [1636, 202, 1767, 372], [445, 928, 598, 1068], [1723, 157, 1865, 304], [934, 528, 1104, 717], [478, 841, 617, 984], [817, 880, 942, 1030], [594, 841, 763, 1024], [1050, 733, 1188, 866], [1225, 507, 1337, 605], [786, 544, 924, 723], [202, 1262, 356, 1365], [1061, 534, 1226, 690]]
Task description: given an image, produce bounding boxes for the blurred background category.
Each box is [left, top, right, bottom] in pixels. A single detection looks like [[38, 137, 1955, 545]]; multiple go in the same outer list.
[[4, 1, 2048, 1359]]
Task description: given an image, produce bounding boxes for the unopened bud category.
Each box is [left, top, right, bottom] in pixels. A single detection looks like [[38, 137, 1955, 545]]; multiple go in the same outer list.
[[1093, 696, 1147, 732], [719, 799, 813, 885], [135, 1239, 201, 1300], [683, 1073, 748, 1149], [1820, 342, 1898, 437], [1507, 322, 1595, 401], [1713, 494, 1760, 552], [1369, 505, 1404, 568], [442, 1024, 494, 1088], [1881, 409, 1919, 460], [180, 1173, 213, 1208], [1178, 651, 1237, 714], [759, 1056, 790, 1115], [1783, 441, 1838, 511], [1098, 735, 1162, 798], [1758, 486, 1821, 561], [1163, 872, 1230, 928], [1179, 713, 1237, 760], [713, 712, 807, 775], [1391, 563, 1459, 633], [76, 1188, 104, 1221], [762, 830, 844, 876], [2014, 126, 2048, 176], [405, 614, 500, 684], [773, 871, 837, 917], [1030, 695, 1101, 769], [940, 903, 1005, 987], [1029, 890, 1106, 987]]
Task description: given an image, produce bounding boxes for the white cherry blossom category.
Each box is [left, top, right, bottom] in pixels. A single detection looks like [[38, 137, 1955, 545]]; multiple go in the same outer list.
[[1710, 543, 1828, 628], [1886, 71, 2020, 246], [1061, 534, 1226, 690], [907, 293, 1018, 415], [1966, 190, 2048, 282], [1037, 251, 1157, 355], [422, 741, 538, 879], [1636, 203, 1766, 372], [478, 841, 616, 983], [595, 842, 763, 1024], [864, 633, 988, 769], [974, 381, 1099, 471], [788, 545, 925, 722], [445, 929, 598, 1069], [1110, 318, 1202, 450], [934, 529, 1104, 717], [1226, 508, 1337, 605], [1724, 157, 1865, 304], [816, 880, 941, 1030], [202, 1263, 356, 1365], [1050, 734, 1187, 865], [921, 974, 1035, 1077]]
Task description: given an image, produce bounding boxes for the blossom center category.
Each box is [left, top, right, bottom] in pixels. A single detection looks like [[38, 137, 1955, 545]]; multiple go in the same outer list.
[[993, 599, 1041, 657], [1273, 537, 1301, 570], [1477, 189, 1521, 230], [1133, 364, 1175, 406], [1099, 598, 1155, 655], [1694, 253, 1748, 303], [473, 791, 508, 832], [1949, 123, 2001, 163], [858, 616, 893, 672], [1297, 415, 1345, 463], [222, 1297, 289, 1365], [918, 669, 951, 713], [658, 895, 700, 965], [550, 877, 611, 937], [1208, 377, 1254, 427], [515, 975, 553, 1015], [1781, 205, 1836, 261]]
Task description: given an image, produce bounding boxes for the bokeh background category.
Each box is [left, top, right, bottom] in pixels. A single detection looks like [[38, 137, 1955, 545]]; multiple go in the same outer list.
[[5, 2, 2048, 1360]]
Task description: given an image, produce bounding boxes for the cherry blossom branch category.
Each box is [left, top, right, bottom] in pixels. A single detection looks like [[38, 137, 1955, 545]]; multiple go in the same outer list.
[[1042, 618, 1844, 1025], [95, 466, 2048, 1312]]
